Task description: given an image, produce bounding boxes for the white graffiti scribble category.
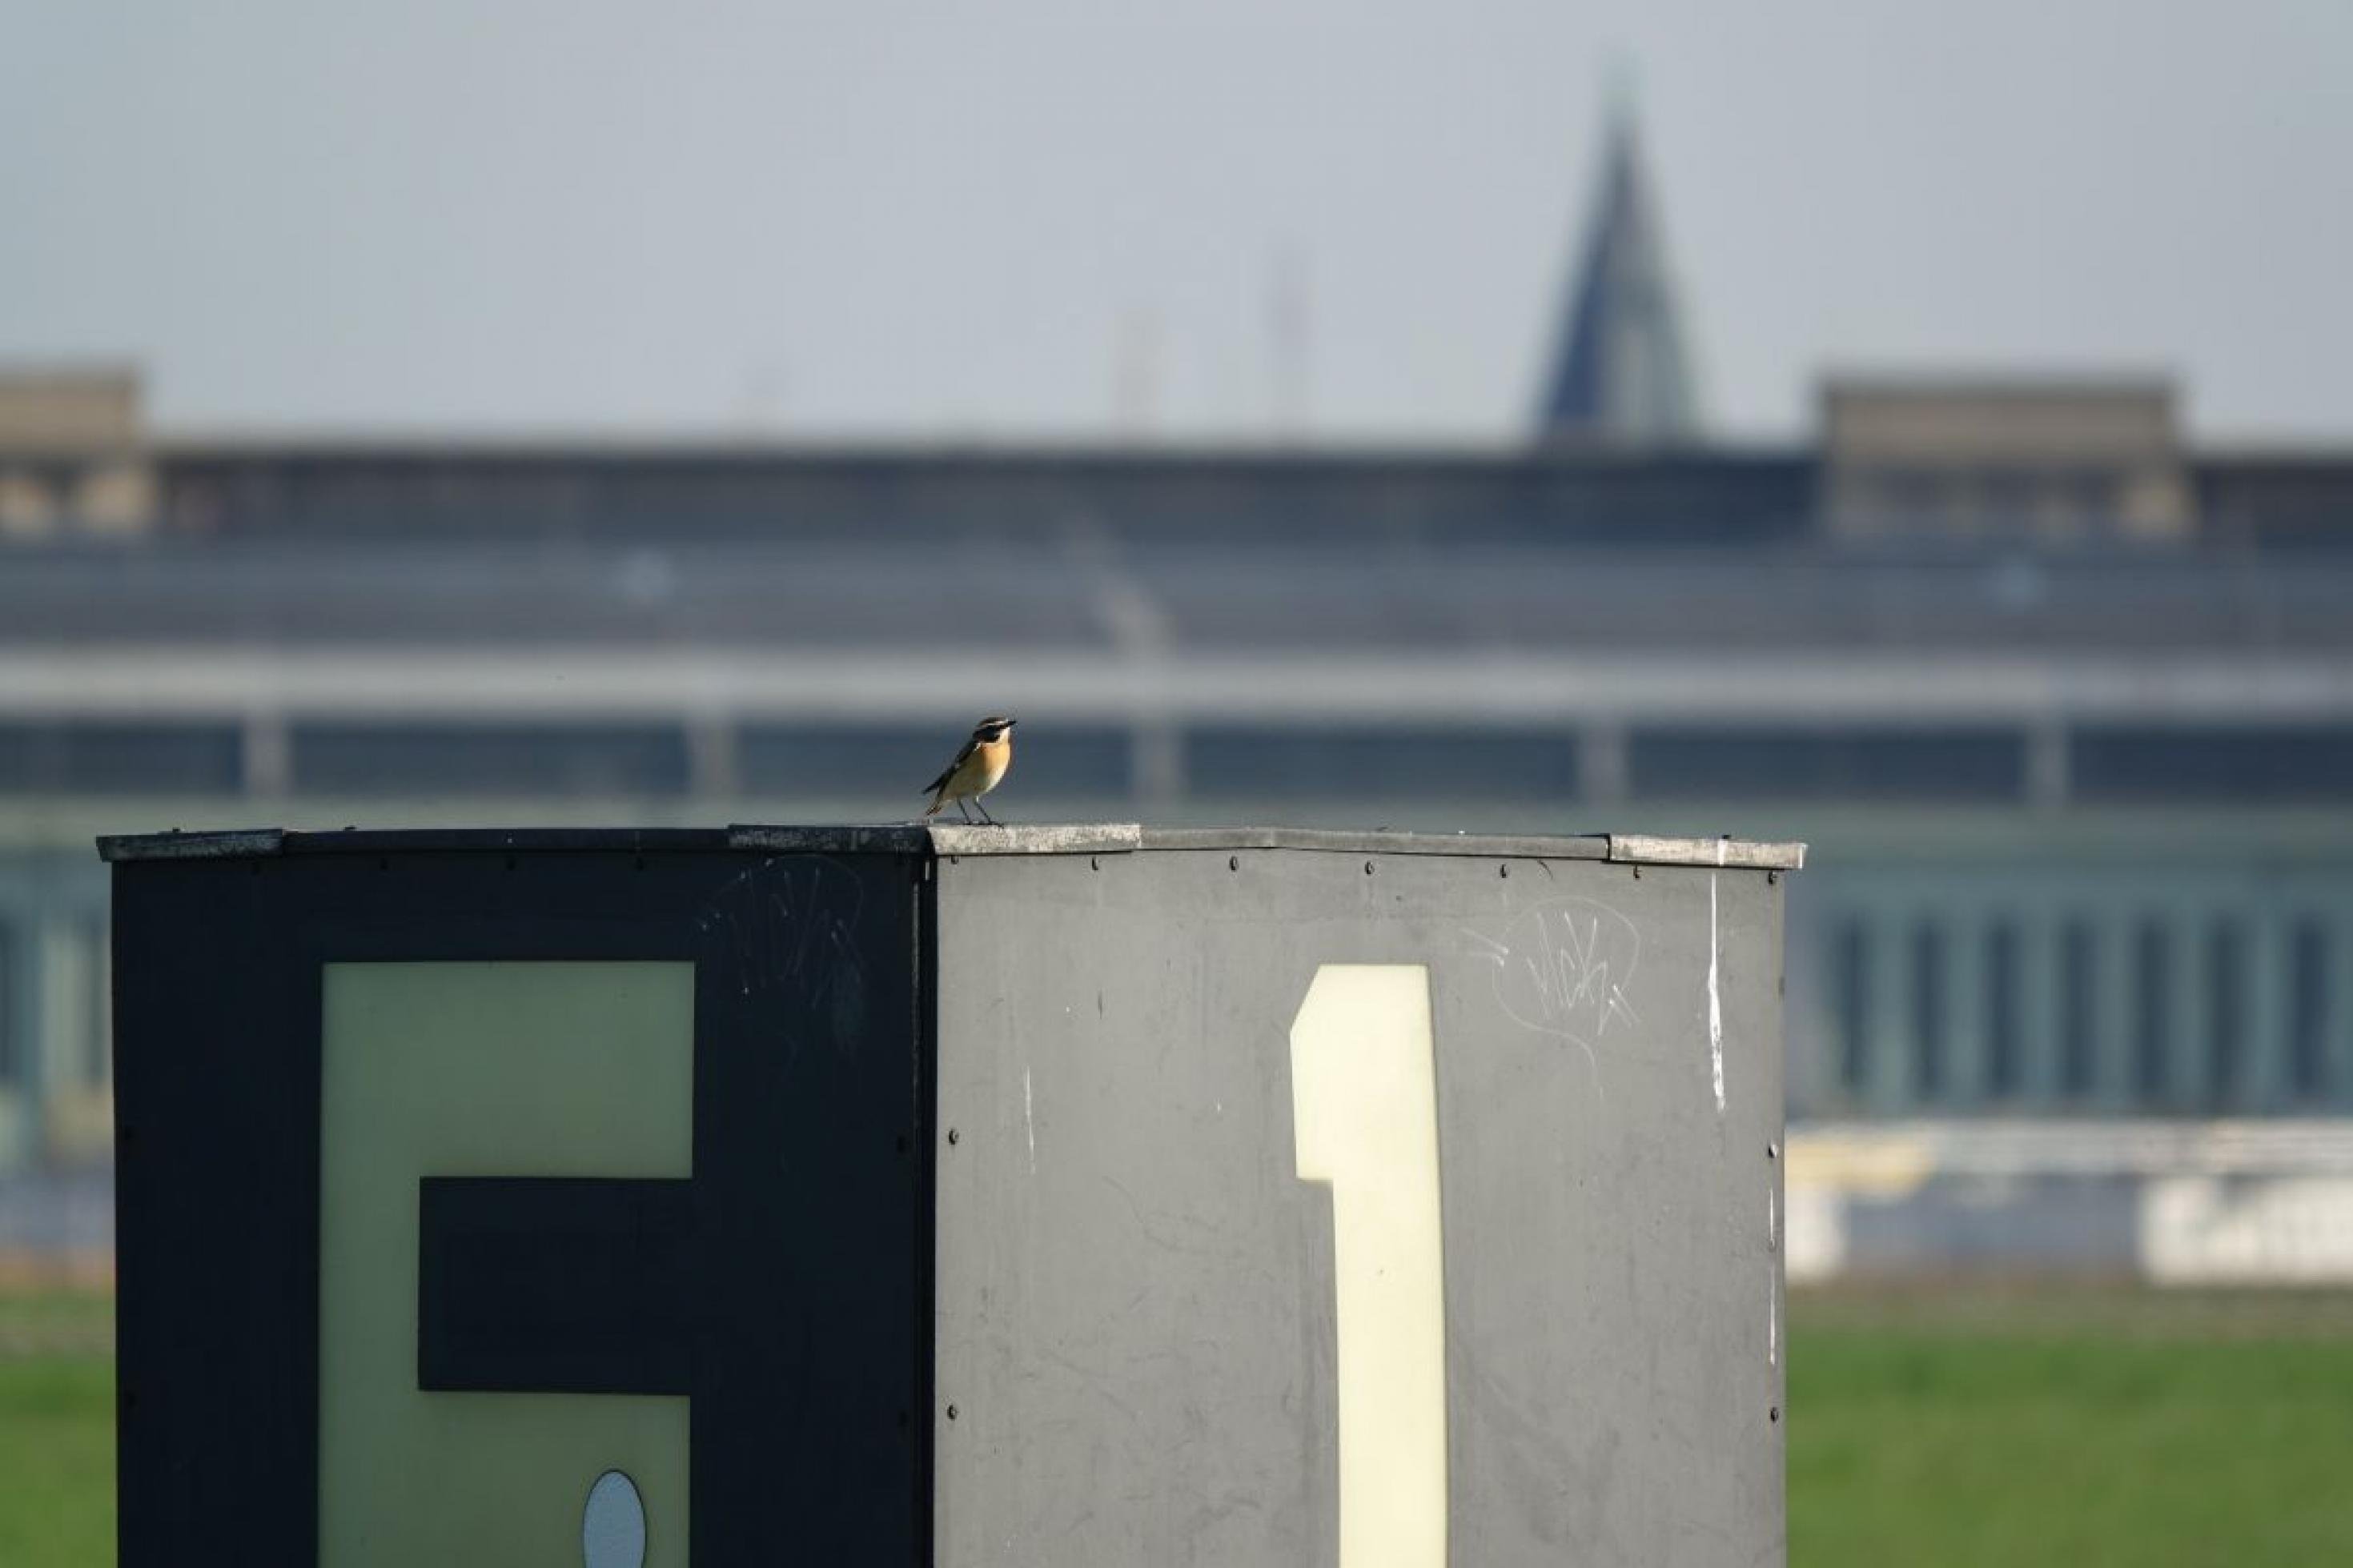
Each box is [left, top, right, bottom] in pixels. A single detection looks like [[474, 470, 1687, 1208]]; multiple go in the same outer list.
[[1464, 898, 1644, 1093], [690, 855, 870, 1053]]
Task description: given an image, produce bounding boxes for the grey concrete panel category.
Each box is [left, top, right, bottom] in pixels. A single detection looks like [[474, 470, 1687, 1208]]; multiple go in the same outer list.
[[933, 848, 1785, 1567]]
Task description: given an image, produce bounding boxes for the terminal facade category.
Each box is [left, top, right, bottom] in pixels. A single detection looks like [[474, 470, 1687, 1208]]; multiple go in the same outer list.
[[4, 118, 2352, 1185]]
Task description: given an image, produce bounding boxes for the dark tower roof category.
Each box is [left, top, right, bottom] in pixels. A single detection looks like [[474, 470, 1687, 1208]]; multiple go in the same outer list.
[[1535, 106, 1701, 443]]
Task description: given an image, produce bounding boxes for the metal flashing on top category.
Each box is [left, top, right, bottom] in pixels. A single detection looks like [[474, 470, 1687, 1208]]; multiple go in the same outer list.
[[725, 824, 936, 855], [922, 822, 1143, 856], [1607, 833, 1808, 870], [728, 823, 1143, 856], [96, 822, 1806, 870], [97, 828, 285, 863], [1137, 826, 1615, 860]]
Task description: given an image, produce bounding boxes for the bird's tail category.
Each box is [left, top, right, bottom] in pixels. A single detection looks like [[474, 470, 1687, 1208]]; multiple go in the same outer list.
[[922, 792, 945, 817]]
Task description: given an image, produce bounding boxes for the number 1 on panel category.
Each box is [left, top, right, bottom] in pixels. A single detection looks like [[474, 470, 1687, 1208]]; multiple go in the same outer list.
[[1290, 964, 1448, 1568]]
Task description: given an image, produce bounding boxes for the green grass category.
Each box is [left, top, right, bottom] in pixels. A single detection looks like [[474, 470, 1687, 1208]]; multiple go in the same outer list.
[[8, 1287, 2353, 1565], [0, 1290, 111, 1357], [0, 1289, 112, 1566], [0, 1349, 112, 1567], [1789, 1286, 2353, 1567]]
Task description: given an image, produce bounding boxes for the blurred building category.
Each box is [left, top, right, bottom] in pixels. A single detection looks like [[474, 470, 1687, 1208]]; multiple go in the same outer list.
[[0, 366, 154, 541], [6, 134, 2353, 1280], [7, 375, 2353, 1138]]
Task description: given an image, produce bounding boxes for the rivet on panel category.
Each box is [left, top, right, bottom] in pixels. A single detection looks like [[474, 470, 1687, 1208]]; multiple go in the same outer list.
[[946, 1128, 960, 1145]]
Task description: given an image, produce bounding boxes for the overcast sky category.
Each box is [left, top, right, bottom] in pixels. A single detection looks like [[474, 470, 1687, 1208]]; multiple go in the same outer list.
[[4, 0, 2348, 443]]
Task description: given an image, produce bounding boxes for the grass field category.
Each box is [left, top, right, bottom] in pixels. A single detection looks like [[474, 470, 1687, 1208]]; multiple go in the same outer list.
[[1789, 1285, 2353, 1566], [0, 1292, 113, 1568], [6, 1286, 2353, 1565]]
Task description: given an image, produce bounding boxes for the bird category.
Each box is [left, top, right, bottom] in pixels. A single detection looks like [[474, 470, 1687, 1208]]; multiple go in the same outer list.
[[922, 716, 1017, 824]]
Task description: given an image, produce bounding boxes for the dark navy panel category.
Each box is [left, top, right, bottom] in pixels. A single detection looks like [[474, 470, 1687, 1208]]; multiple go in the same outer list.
[[418, 1177, 696, 1395], [110, 847, 929, 1568]]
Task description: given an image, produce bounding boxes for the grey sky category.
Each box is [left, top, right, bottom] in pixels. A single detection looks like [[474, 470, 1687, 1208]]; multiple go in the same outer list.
[[4, 0, 2348, 443]]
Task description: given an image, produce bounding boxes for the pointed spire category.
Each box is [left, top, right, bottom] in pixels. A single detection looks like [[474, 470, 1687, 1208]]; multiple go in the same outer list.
[[1535, 89, 1701, 443]]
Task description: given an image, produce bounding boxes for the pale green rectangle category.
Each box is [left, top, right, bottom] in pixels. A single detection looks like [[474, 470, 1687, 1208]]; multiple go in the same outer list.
[[319, 961, 694, 1568]]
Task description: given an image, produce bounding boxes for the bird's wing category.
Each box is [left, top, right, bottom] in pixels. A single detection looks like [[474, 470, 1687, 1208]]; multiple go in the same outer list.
[[924, 737, 978, 796]]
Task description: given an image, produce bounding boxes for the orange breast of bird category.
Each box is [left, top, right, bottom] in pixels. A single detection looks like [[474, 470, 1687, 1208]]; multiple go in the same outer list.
[[966, 735, 1013, 794]]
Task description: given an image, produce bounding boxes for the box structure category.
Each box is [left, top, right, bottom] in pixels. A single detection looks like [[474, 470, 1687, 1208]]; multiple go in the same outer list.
[[104, 823, 1801, 1568]]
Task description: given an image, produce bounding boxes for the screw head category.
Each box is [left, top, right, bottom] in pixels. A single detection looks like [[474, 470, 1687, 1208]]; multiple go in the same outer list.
[[946, 1128, 960, 1145], [946, 1403, 960, 1421]]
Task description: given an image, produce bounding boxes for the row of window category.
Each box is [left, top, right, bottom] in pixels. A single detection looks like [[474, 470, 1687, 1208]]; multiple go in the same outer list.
[[0, 918, 110, 1094], [1829, 913, 2340, 1109], [7, 719, 2353, 803], [0, 923, 14, 1088], [2, 904, 2348, 1116]]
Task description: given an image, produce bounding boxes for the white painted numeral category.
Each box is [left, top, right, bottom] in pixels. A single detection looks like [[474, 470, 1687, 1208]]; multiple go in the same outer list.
[[1290, 964, 1448, 1568]]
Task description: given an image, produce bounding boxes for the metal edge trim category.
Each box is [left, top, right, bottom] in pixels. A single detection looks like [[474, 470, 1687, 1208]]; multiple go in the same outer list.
[[923, 822, 1143, 856], [1606, 833, 1809, 870], [98, 829, 286, 863], [1137, 827, 1616, 859], [98, 824, 1805, 869]]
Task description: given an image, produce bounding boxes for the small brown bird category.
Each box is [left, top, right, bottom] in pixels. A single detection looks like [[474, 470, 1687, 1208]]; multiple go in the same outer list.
[[922, 716, 1017, 824]]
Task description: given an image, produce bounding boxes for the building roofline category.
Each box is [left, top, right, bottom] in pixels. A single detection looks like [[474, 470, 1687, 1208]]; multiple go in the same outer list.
[[146, 433, 1810, 468]]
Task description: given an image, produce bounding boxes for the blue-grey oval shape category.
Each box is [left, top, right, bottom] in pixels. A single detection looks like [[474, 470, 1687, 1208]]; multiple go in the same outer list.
[[582, 1470, 646, 1568]]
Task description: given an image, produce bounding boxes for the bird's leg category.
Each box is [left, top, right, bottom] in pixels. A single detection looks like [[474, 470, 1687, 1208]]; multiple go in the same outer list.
[[955, 798, 975, 824], [977, 798, 1000, 826]]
